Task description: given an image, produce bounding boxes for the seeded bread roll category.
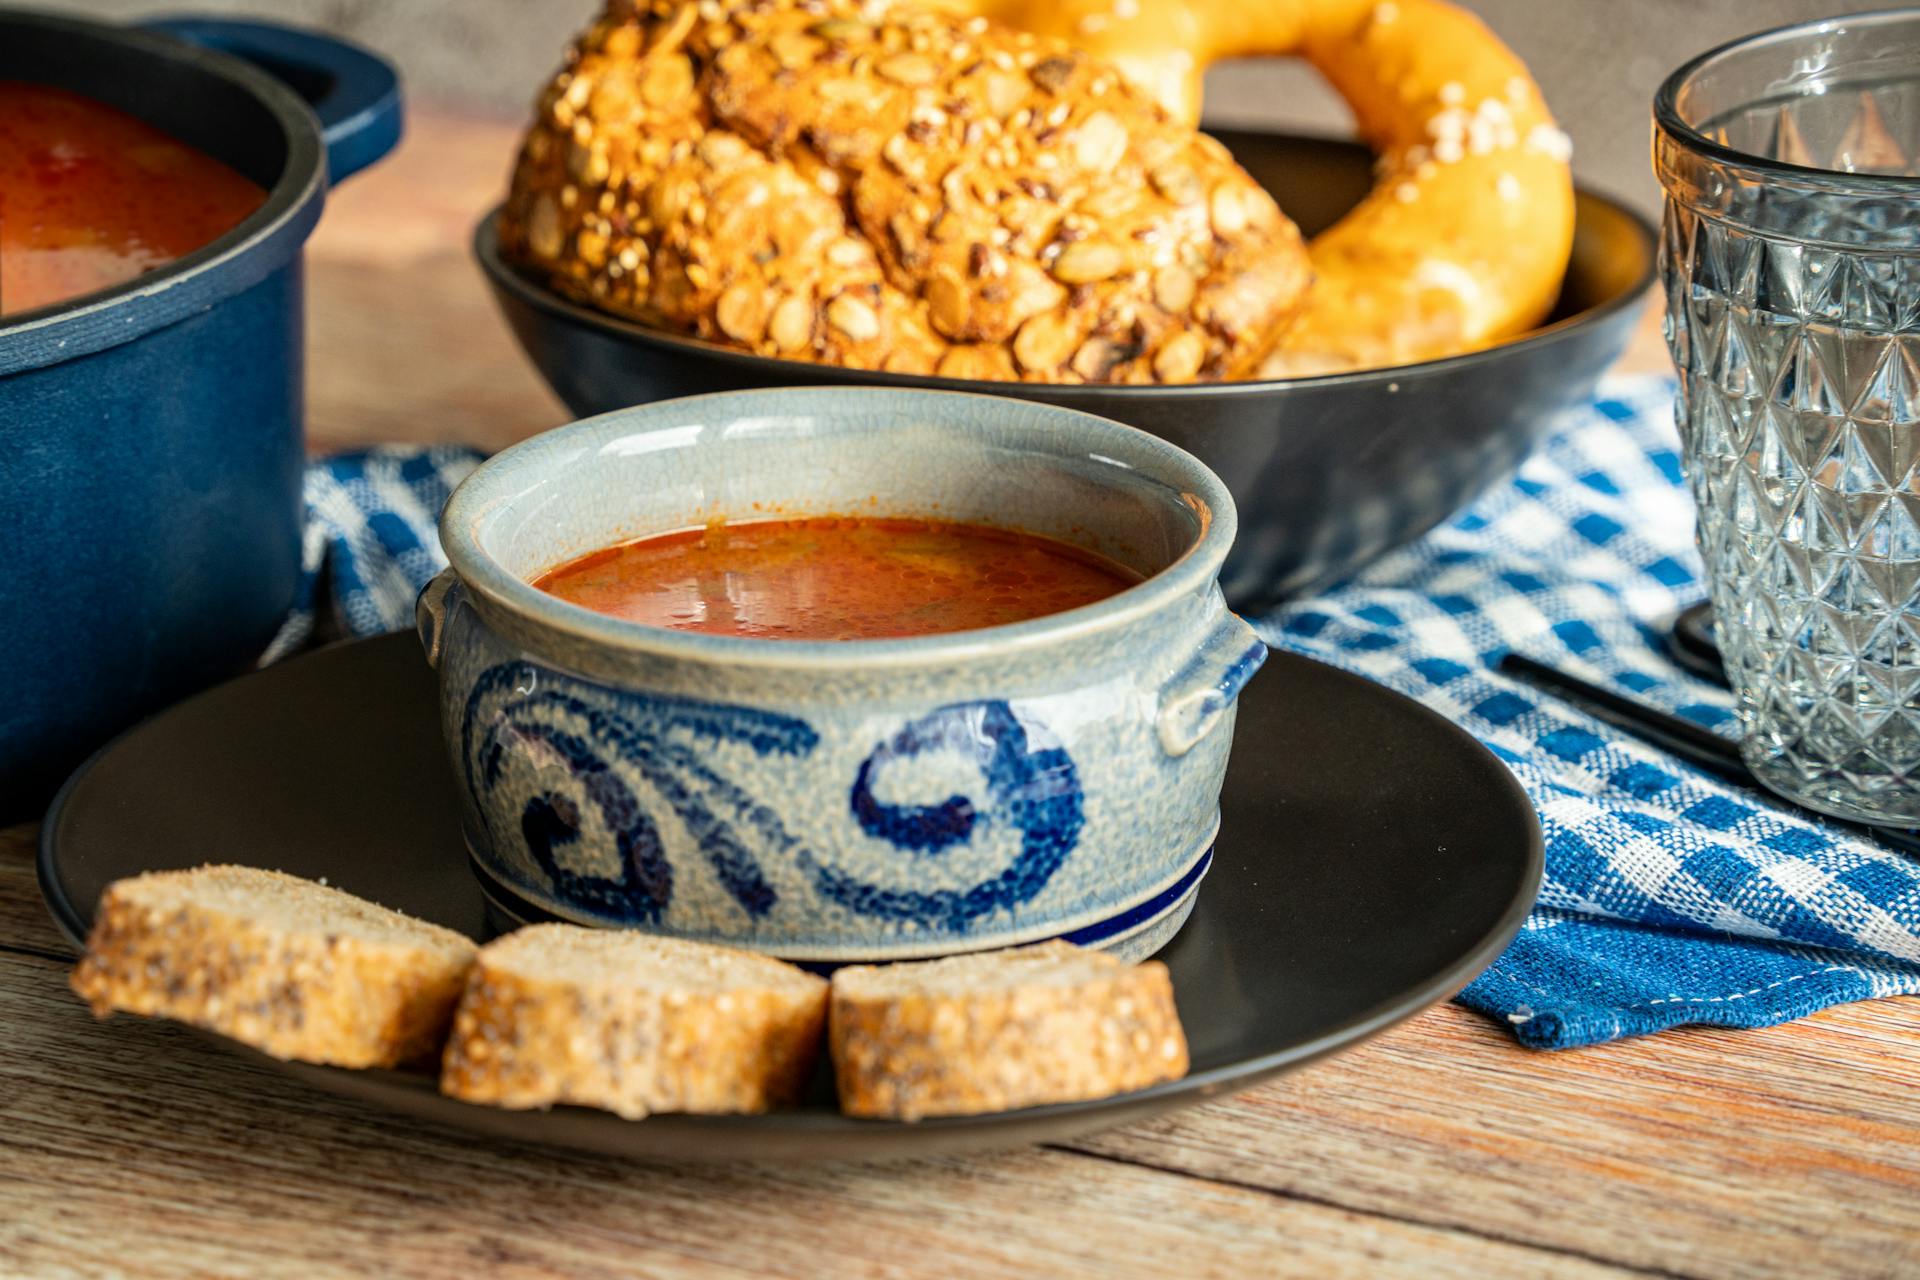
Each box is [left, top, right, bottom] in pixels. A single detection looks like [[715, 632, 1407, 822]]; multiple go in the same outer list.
[[501, 0, 1311, 383], [440, 925, 829, 1119], [70, 865, 478, 1069], [830, 940, 1188, 1120]]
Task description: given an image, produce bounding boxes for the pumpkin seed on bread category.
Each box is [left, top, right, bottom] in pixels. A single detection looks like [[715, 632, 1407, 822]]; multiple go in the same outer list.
[[70, 864, 478, 1069], [439, 924, 829, 1119], [829, 940, 1188, 1120]]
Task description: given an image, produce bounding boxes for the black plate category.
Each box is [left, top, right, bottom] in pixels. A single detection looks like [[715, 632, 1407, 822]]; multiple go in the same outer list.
[[40, 633, 1541, 1162], [477, 130, 1657, 610]]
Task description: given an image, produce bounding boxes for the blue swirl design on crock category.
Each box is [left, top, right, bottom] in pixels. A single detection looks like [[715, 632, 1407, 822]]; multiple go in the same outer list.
[[820, 699, 1084, 930], [462, 662, 1083, 931], [462, 661, 815, 923]]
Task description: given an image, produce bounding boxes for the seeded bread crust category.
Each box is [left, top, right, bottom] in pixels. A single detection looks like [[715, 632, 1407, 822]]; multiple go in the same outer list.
[[501, 0, 1310, 383], [829, 940, 1189, 1120], [70, 865, 478, 1069], [439, 925, 829, 1119]]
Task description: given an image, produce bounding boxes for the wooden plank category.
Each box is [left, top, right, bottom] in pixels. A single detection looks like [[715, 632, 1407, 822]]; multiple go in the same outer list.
[[0, 824, 71, 960], [0, 951, 1625, 1280], [1070, 999, 1920, 1280]]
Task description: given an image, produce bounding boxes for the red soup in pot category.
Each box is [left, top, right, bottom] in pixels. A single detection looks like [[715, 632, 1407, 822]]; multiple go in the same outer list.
[[532, 516, 1143, 640], [0, 82, 267, 317]]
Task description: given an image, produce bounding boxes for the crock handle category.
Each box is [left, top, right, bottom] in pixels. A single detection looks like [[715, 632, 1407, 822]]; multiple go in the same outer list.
[[136, 17, 403, 185], [1155, 614, 1268, 757], [416, 569, 457, 670]]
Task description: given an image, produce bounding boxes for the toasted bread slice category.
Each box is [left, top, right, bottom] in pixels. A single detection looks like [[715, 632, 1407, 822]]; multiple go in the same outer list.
[[439, 925, 829, 1119], [70, 865, 477, 1069], [830, 940, 1189, 1120]]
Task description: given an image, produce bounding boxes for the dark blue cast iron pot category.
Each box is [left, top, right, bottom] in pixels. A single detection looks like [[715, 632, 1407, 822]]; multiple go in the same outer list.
[[0, 12, 402, 817]]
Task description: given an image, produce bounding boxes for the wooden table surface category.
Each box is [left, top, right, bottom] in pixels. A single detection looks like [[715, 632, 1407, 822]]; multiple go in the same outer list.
[[5, 112, 1919, 1280]]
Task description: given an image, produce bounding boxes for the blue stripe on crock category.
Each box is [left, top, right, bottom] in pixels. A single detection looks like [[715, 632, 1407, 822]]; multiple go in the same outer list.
[[464, 843, 1213, 969], [1055, 846, 1213, 948]]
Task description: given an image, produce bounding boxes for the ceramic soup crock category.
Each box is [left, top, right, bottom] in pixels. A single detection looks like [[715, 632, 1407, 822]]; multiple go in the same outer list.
[[419, 387, 1265, 963]]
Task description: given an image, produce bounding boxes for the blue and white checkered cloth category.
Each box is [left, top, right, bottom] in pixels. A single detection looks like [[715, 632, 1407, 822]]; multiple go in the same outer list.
[[283, 375, 1920, 1049], [264, 445, 483, 663]]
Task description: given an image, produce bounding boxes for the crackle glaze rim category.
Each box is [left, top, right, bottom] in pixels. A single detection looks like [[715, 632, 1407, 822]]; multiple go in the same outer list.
[[437, 385, 1238, 671]]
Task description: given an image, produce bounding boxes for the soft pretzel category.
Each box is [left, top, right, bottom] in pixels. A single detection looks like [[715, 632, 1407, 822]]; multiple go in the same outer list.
[[967, 0, 1576, 373]]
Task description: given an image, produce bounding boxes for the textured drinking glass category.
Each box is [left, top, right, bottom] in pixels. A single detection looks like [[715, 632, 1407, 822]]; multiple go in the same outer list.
[[1657, 11, 1920, 824]]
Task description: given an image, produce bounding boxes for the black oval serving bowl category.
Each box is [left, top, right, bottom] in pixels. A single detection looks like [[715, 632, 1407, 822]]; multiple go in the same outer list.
[[477, 130, 1657, 612], [0, 12, 401, 816]]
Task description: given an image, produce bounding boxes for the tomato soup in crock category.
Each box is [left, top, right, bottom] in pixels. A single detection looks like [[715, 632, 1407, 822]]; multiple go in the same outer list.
[[532, 516, 1142, 640]]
